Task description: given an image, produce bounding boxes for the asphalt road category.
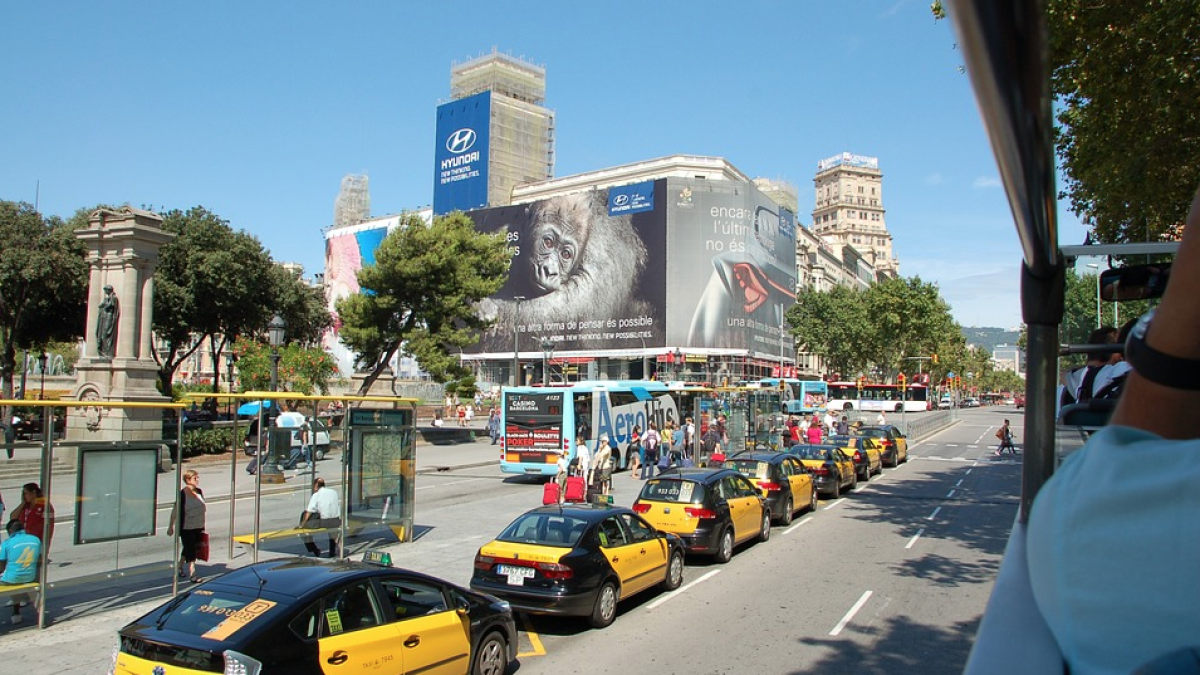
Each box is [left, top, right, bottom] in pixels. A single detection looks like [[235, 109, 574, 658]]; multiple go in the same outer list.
[[3, 408, 1022, 675]]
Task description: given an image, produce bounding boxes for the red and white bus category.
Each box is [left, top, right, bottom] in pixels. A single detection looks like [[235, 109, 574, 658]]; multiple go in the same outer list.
[[826, 382, 929, 413]]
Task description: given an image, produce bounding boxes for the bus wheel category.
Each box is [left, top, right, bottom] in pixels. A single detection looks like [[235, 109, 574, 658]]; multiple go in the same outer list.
[[894, 403, 903, 413], [843, 403, 854, 411]]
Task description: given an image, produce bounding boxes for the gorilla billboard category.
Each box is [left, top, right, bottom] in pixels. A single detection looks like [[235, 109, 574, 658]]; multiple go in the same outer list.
[[467, 183, 668, 354]]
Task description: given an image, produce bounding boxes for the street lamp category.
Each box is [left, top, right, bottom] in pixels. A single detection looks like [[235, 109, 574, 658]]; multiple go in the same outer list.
[[1086, 263, 1101, 329], [541, 338, 555, 385], [224, 352, 237, 418], [674, 348, 684, 381], [512, 296, 525, 387], [268, 314, 286, 394], [37, 352, 47, 400]]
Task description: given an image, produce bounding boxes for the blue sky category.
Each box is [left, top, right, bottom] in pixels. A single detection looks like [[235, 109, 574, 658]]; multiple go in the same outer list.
[[1, 1, 1089, 329]]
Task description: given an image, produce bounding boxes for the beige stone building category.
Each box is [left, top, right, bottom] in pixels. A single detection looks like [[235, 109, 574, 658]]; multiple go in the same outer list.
[[811, 152, 899, 277]]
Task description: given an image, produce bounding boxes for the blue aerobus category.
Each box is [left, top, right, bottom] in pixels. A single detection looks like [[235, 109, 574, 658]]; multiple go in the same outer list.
[[758, 378, 829, 415], [499, 381, 712, 476]]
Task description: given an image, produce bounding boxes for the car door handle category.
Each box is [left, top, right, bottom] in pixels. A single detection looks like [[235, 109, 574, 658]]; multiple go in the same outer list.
[[404, 636, 421, 648], [611, 556, 620, 562]]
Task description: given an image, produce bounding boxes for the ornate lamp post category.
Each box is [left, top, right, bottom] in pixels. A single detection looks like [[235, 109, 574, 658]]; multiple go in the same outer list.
[[268, 315, 286, 395], [512, 296, 525, 387], [225, 352, 237, 418], [541, 338, 555, 385], [37, 352, 48, 400]]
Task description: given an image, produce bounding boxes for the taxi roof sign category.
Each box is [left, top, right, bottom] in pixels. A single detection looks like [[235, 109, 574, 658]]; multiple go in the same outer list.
[[362, 549, 393, 567]]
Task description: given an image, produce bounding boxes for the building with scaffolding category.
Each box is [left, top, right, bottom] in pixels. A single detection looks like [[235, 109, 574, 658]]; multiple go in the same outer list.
[[434, 50, 555, 214], [332, 173, 370, 230]]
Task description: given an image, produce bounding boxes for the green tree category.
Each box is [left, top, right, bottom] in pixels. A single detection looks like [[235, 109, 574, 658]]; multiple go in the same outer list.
[[154, 207, 278, 395], [268, 264, 332, 348], [336, 212, 510, 394], [863, 276, 959, 379], [934, 0, 1200, 243], [232, 340, 339, 396], [0, 201, 88, 403], [786, 285, 870, 379]]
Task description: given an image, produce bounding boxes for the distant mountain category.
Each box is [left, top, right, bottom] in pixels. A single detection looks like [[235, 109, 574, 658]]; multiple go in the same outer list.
[[961, 326, 1021, 353]]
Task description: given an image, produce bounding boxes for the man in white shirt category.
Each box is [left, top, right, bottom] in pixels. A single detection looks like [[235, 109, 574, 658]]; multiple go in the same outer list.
[[574, 437, 591, 478], [300, 478, 341, 558], [876, 411, 887, 426]]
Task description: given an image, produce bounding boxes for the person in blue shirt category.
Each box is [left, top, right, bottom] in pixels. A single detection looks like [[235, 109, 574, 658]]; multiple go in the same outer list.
[[0, 520, 42, 624]]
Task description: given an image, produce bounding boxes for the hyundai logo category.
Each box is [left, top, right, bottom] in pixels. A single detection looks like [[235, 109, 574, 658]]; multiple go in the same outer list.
[[153, 668, 165, 675], [446, 128, 477, 154], [613, 194, 630, 206]]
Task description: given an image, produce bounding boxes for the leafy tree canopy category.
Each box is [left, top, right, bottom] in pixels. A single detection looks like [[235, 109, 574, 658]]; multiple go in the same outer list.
[[0, 200, 88, 400], [933, 0, 1200, 243], [336, 211, 511, 393]]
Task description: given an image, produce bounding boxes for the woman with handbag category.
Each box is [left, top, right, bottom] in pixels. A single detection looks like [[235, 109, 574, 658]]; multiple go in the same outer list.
[[167, 469, 206, 583]]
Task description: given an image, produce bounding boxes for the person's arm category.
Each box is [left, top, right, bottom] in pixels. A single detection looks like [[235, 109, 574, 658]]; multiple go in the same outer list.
[[166, 493, 179, 536], [1110, 184, 1200, 439]]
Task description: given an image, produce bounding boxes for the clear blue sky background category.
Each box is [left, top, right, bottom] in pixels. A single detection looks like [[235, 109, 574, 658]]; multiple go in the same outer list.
[[1, 1, 1089, 330]]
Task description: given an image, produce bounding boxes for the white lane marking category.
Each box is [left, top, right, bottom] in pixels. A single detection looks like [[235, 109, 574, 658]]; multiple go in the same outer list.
[[905, 528, 925, 549], [823, 498, 846, 511], [966, 469, 973, 475], [946, 490, 956, 498], [646, 569, 721, 610], [784, 516, 814, 535], [912, 456, 975, 463], [927, 506, 942, 521], [415, 478, 488, 491], [830, 590, 874, 636], [946, 444, 959, 447], [955, 479, 963, 487]]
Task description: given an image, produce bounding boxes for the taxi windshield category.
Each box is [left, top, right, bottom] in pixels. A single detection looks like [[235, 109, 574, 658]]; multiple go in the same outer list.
[[791, 446, 831, 461], [727, 460, 770, 480], [640, 479, 705, 504], [497, 513, 590, 547]]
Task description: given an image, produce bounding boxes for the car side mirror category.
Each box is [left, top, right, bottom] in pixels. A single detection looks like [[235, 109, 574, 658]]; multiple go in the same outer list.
[[456, 597, 471, 616], [1100, 263, 1171, 301]]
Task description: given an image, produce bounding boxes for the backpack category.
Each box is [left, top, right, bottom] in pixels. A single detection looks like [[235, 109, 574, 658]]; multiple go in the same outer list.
[[644, 431, 658, 450]]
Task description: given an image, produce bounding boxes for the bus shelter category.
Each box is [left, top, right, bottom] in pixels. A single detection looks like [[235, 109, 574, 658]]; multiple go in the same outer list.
[[709, 387, 785, 456], [0, 392, 415, 630]]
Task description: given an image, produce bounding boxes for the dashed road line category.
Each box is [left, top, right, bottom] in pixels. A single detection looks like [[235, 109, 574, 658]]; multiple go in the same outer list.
[[784, 516, 814, 535], [830, 590, 874, 636], [905, 528, 925, 550], [823, 498, 846, 511], [647, 569, 721, 610], [926, 506, 942, 520]]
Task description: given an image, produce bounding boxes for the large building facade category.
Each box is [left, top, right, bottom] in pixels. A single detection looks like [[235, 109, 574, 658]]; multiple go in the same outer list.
[[811, 152, 899, 277]]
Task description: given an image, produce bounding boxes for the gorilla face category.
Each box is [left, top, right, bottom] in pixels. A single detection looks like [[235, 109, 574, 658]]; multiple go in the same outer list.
[[530, 223, 581, 291]]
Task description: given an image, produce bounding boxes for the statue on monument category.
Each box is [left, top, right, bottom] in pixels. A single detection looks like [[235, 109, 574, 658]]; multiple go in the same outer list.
[[96, 284, 119, 359]]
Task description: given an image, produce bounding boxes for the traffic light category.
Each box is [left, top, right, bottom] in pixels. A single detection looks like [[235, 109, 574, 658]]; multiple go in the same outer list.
[[897, 373, 907, 391], [931, 353, 939, 364]]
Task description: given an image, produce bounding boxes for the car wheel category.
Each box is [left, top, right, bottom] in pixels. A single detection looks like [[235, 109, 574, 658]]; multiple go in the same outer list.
[[850, 470, 859, 491], [830, 478, 840, 500], [758, 511, 771, 542], [858, 464, 870, 482], [808, 485, 819, 512], [713, 527, 734, 564], [662, 550, 684, 591], [778, 497, 794, 526], [589, 580, 619, 628], [314, 445, 328, 461], [472, 631, 508, 675]]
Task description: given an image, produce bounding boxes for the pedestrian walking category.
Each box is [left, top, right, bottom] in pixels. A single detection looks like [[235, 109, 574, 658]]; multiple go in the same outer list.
[[627, 425, 643, 478], [995, 419, 1017, 456], [486, 407, 501, 445], [642, 423, 661, 479], [166, 470, 206, 583], [592, 435, 614, 496]]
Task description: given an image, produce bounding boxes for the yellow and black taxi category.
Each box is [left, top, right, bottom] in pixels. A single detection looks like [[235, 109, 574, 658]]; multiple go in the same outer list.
[[109, 551, 516, 675], [859, 425, 909, 467], [787, 444, 858, 498], [724, 452, 818, 525], [828, 435, 883, 481], [470, 503, 684, 629], [632, 467, 771, 564]]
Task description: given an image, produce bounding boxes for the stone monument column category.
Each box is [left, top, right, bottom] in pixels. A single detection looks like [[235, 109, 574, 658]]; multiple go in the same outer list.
[[67, 207, 176, 442]]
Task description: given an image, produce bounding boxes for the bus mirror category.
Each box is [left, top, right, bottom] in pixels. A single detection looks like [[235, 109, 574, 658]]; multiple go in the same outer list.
[[1099, 263, 1171, 302]]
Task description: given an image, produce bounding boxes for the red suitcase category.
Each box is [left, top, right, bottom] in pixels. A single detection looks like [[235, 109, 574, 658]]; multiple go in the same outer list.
[[542, 482, 561, 505], [564, 475, 587, 503]]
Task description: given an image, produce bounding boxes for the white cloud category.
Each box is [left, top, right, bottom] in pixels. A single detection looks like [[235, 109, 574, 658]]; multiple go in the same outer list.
[[973, 176, 1002, 189], [925, 172, 943, 186]]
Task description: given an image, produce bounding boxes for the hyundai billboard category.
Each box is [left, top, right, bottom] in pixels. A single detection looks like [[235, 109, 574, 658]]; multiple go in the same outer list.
[[433, 91, 491, 215]]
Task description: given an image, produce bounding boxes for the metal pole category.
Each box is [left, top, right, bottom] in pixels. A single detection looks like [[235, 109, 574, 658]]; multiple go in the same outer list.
[[512, 296, 525, 387], [1095, 274, 1102, 329]]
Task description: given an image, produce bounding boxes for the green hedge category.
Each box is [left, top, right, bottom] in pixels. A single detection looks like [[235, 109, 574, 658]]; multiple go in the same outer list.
[[181, 427, 237, 458]]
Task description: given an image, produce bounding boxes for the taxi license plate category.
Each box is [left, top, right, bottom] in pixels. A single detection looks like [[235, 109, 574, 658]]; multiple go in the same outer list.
[[497, 565, 535, 586]]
